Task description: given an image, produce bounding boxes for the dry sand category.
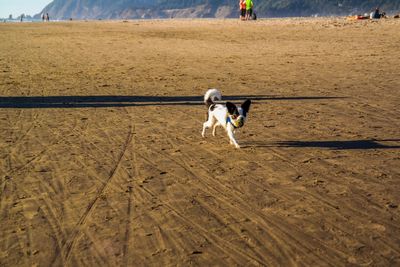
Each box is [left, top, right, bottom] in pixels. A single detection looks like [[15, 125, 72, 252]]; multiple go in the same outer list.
[[0, 18, 399, 266]]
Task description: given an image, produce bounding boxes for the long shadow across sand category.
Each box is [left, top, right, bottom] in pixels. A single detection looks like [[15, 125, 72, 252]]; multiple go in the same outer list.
[[0, 95, 344, 109], [244, 139, 400, 150]]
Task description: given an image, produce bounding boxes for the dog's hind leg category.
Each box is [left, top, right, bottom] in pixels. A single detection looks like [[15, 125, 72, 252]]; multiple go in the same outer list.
[[202, 114, 215, 138], [212, 122, 221, 136]]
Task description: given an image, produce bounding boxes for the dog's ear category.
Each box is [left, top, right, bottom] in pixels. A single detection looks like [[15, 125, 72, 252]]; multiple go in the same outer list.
[[226, 102, 238, 115], [241, 99, 251, 116]]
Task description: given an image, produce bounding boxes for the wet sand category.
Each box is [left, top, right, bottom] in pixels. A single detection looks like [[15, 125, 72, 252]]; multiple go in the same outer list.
[[0, 18, 400, 266]]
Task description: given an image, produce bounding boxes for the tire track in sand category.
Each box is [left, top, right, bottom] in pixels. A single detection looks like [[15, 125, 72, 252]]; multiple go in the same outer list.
[[0, 111, 80, 266], [125, 116, 266, 265], [131, 135, 292, 265], [153, 124, 347, 265], [62, 118, 133, 265], [122, 108, 138, 267], [136, 177, 265, 266]]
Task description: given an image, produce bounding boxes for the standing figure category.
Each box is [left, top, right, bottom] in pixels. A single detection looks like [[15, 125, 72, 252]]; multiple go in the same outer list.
[[239, 0, 246, 20], [245, 0, 253, 20]]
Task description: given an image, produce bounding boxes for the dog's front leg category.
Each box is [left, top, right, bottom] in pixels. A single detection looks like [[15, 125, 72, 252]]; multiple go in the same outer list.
[[227, 128, 240, 148]]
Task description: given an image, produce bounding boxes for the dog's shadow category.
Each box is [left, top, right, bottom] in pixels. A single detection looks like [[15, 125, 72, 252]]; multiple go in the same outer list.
[[241, 139, 400, 150]]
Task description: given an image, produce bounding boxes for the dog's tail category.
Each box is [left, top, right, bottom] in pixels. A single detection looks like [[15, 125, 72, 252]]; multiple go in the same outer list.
[[204, 88, 222, 108]]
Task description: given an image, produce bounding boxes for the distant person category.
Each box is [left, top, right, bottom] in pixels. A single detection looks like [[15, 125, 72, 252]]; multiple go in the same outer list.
[[252, 11, 257, 20], [46, 13, 50, 21], [370, 7, 381, 19], [20, 14, 24, 22], [239, 0, 246, 21], [245, 0, 253, 20], [41, 13, 45, 21]]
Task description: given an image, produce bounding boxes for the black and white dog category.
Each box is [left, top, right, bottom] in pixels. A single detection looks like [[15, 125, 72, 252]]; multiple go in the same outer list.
[[202, 89, 251, 148]]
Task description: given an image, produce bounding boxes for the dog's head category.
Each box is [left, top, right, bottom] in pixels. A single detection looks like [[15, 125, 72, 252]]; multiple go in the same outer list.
[[226, 100, 251, 128]]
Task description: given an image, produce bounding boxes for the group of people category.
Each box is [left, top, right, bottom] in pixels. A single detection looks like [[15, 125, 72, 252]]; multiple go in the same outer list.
[[41, 13, 50, 21], [370, 7, 386, 19], [239, 0, 256, 21]]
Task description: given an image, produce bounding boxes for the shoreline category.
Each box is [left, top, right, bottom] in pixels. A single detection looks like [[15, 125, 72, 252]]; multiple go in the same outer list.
[[2, 16, 399, 24]]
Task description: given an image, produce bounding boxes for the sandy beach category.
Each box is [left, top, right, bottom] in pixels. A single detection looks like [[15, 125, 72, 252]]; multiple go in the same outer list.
[[0, 18, 400, 266]]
